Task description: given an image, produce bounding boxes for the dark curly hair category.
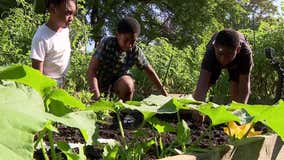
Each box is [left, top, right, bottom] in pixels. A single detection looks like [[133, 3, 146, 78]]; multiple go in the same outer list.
[[117, 17, 141, 35], [215, 29, 240, 50], [47, 0, 77, 8]]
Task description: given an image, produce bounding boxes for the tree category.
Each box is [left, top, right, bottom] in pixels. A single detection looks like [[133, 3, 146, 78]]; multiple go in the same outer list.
[[1, 0, 279, 48], [85, 0, 278, 48]]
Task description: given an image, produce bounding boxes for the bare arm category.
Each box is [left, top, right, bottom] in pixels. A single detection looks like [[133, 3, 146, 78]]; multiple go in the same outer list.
[[230, 74, 251, 104], [87, 56, 101, 100], [31, 59, 44, 73], [230, 81, 239, 102], [193, 69, 212, 102], [144, 64, 168, 96]]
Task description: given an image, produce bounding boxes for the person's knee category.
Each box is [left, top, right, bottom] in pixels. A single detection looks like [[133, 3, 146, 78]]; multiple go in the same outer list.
[[115, 76, 135, 95], [122, 78, 135, 95]]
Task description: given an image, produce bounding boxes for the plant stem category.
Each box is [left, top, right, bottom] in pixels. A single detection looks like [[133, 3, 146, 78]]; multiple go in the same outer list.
[[159, 134, 164, 157], [47, 130, 57, 160], [116, 112, 128, 150], [34, 129, 46, 150], [182, 143, 186, 153], [40, 139, 49, 160], [177, 111, 181, 123], [208, 125, 213, 148], [163, 54, 174, 85], [163, 140, 177, 155], [154, 136, 160, 158]]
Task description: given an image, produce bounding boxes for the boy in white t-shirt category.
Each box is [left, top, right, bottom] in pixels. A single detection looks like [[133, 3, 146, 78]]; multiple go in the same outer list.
[[30, 0, 77, 87]]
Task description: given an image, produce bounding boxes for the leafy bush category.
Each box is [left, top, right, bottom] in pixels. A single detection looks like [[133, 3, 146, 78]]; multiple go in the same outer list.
[[0, 1, 44, 66], [132, 38, 203, 99], [1, 65, 284, 159], [0, 65, 97, 160], [1, 1, 283, 105]]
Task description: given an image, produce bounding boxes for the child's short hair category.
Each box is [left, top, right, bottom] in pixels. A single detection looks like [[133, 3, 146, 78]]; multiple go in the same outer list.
[[47, 0, 76, 8], [117, 17, 141, 35], [215, 29, 240, 49]]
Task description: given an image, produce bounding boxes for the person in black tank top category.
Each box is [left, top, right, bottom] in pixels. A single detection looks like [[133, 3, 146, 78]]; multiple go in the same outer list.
[[193, 29, 253, 104]]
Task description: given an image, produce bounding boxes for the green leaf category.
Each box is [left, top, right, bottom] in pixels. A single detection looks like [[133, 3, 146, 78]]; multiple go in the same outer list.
[[177, 98, 203, 105], [122, 95, 175, 118], [0, 85, 48, 160], [57, 141, 86, 160], [47, 89, 86, 115], [141, 112, 156, 121], [142, 95, 173, 106], [147, 117, 176, 133], [0, 84, 97, 159], [230, 102, 272, 122], [232, 109, 253, 125], [0, 65, 56, 95], [50, 111, 97, 145], [230, 101, 284, 140], [132, 139, 155, 156], [122, 101, 159, 120], [197, 103, 240, 126], [125, 101, 142, 106], [89, 99, 116, 112], [177, 120, 191, 145], [123, 95, 194, 120], [158, 97, 191, 113], [123, 102, 160, 114], [47, 100, 74, 116], [124, 95, 196, 114], [44, 121, 59, 133], [103, 143, 120, 160]]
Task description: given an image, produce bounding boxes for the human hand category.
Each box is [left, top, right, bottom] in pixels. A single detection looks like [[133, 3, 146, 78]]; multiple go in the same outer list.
[[90, 94, 100, 103]]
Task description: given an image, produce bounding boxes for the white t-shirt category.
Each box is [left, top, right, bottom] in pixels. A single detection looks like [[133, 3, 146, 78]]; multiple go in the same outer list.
[[30, 24, 71, 79]]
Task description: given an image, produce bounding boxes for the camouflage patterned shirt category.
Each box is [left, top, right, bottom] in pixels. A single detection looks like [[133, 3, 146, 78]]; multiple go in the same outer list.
[[93, 36, 149, 92]]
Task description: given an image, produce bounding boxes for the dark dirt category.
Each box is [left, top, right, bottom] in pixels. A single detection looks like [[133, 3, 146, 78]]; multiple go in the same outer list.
[[33, 109, 267, 160]]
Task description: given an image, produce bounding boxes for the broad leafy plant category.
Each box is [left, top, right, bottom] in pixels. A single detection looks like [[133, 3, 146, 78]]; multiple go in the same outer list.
[[0, 65, 97, 160]]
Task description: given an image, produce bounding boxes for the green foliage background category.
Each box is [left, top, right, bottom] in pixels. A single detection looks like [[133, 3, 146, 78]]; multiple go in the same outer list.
[[0, 0, 283, 104]]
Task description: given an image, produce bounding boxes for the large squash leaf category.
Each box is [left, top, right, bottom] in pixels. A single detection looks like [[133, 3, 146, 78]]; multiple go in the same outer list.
[[230, 101, 284, 140], [50, 111, 96, 145], [142, 95, 173, 106], [0, 85, 96, 160], [46, 89, 87, 116], [0, 65, 87, 116], [0, 65, 56, 95], [147, 117, 176, 133], [197, 103, 240, 126], [88, 99, 116, 112], [123, 95, 200, 120], [0, 85, 48, 160], [122, 95, 174, 120], [47, 89, 86, 110], [123, 95, 181, 113]]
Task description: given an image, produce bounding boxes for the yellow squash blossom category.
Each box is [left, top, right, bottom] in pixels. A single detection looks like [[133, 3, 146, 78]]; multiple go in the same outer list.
[[223, 121, 262, 139]]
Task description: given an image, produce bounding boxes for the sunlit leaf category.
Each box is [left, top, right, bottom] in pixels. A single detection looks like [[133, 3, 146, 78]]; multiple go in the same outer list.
[[147, 117, 176, 133], [89, 100, 116, 112], [177, 120, 191, 145], [198, 103, 240, 126], [230, 101, 284, 140], [47, 89, 86, 114], [0, 65, 56, 95], [0, 84, 96, 159], [57, 141, 86, 160]]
